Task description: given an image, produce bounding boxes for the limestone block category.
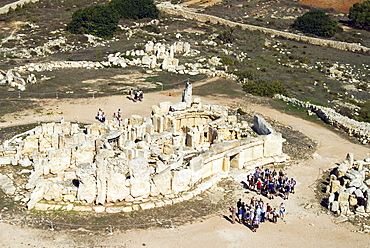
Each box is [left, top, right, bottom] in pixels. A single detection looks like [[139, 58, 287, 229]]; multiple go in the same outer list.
[[20, 157, 32, 167], [252, 144, 264, 160], [345, 170, 364, 181], [71, 141, 95, 166], [171, 102, 187, 111], [106, 172, 130, 202], [130, 179, 151, 198], [154, 200, 165, 207], [73, 205, 93, 212], [27, 180, 52, 209], [76, 163, 97, 204], [93, 206, 106, 213], [158, 101, 173, 115], [330, 180, 341, 193], [129, 157, 151, 180], [348, 179, 362, 188], [354, 189, 364, 198], [189, 156, 203, 184], [365, 196, 370, 213], [47, 149, 71, 174], [44, 184, 63, 201], [140, 202, 156, 210], [0, 157, 12, 166], [22, 136, 39, 155], [153, 167, 172, 195], [339, 201, 349, 215], [346, 153, 354, 166], [356, 206, 365, 213], [328, 193, 335, 203], [263, 133, 284, 157], [172, 169, 191, 194], [330, 201, 339, 213], [253, 115, 273, 135], [63, 194, 76, 202], [337, 191, 350, 203], [150, 181, 160, 197], [64, 171, 76, 181], [349, 195, 358, 206], [129, 115, 145, 126]]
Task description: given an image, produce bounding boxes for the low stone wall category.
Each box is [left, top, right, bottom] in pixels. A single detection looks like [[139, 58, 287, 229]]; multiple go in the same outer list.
[[0, 0, 39, 15], [158, 3, 370, 54], [274, 94, 370, 144]]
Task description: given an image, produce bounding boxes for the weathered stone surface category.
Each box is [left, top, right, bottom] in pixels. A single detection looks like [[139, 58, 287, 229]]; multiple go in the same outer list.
[[339, 201, 350, 215], [345, 170, 364, 181], [172, 169, 191, 194], [76, 163, 97, 204], [153, 167, 172, 195], [129, 157, 151, 180], [331, 201, 339, 213], [130, 178, 150, 198], [253, 115, 274, 135], [337, 191, 350, 203]]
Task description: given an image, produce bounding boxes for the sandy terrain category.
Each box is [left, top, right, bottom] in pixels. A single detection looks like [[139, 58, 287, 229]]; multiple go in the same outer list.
[[0, 82, 369, 247]]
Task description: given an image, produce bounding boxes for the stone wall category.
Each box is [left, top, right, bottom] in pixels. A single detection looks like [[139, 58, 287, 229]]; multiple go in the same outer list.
[[158, 3, 370, 54], [0, 0, 39, 15], [0, 93, 287, 213], [274, 94, 370, 144]]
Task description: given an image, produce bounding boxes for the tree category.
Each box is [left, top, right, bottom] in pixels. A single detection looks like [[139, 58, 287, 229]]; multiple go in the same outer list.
[[109, 0, 159, 20], [349, 0, 370, 31], [292, 9, 342, 38], [66, 5, 119, 38]]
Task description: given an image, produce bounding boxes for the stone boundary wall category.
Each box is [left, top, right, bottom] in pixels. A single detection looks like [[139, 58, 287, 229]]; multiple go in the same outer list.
[[274, 94, 370, 144], [158, 3, 370, 54], [0, 0, 39, 15]]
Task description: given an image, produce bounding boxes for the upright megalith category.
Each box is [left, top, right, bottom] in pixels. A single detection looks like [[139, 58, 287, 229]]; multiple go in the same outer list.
[[182, 81, 192, 107]]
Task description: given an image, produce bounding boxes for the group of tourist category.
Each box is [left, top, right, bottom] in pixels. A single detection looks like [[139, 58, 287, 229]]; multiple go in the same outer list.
[[95, 108, 122, 125], [229, 197, 286, 232], [128, 88, 144, 102], [245, 167, 296, 200]]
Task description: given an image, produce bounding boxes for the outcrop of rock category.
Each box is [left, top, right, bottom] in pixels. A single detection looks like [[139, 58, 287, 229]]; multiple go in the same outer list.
[[326, 153, 370, 216], [0, 84, 288, 213]]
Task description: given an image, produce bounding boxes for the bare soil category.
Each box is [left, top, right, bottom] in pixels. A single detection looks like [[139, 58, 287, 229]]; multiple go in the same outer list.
[[0, 78, 369, 247], [299, 0, 367, 12]]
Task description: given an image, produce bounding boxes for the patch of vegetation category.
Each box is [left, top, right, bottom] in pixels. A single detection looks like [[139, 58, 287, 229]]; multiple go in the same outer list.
[[66, 5, 120, 38], [292, 9, 343, 37], [66, 0, 159, 38], [242, 80, 287, 97], [349, 0, 370, 31]]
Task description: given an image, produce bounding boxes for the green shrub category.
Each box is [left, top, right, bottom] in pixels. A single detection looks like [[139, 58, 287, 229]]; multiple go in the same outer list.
[[66, 5, 120, 38], [220, 56, 235, 66], [349, 0, 370, 31], [109, 0, 159, 20], [242, 80, 287, 97], [292, 9, 343, 38]]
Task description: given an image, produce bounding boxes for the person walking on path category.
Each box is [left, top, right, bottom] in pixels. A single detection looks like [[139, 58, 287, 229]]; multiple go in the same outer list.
[[229, 206, 237, 224]]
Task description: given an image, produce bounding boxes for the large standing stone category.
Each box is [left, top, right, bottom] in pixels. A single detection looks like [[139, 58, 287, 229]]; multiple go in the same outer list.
[[130, 178, 151, 198], [153, 167, 172, 195], [129, 157, 151, 180], [106, 171, 130, 202], [253, 115, 274, 135], [76, 163, 97, 204], [182, 81, 192, 108], [172, 169, 191, 194]]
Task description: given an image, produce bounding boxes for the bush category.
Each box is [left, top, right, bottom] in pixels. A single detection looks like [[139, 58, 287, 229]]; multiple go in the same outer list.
[[292, 9, 342, 38], [66, 0, 159, 38], [349, 0, 370, 31], [109, 0, 159, 20], [66, 5, 120, 38], [242, 80, 287, 97]]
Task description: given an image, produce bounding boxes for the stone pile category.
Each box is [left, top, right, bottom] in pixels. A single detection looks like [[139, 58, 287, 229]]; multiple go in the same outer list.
[[0, 85, 287, 213], [274, 94, 370, 144], [326, 153, 370, 216]]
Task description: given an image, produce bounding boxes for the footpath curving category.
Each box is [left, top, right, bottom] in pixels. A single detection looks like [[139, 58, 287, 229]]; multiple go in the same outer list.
[[158, 3, 370, 55]]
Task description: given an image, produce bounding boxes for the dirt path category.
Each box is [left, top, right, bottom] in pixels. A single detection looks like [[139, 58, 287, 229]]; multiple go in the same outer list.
[[0, 90, 369, 247]]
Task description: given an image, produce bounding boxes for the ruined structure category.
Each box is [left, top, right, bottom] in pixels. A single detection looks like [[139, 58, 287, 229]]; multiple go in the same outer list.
[[0, 85, 287, 213]]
